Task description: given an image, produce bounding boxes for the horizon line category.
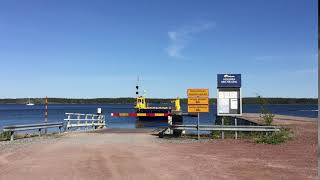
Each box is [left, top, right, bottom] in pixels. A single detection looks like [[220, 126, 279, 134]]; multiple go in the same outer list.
[[0, 97, 317, 99]]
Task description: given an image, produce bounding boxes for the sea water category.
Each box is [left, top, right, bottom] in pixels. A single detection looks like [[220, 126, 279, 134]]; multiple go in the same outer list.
[[0, 104, 317, 131]]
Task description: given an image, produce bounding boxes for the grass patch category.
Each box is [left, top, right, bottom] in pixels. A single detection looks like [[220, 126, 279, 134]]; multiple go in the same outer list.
[[0, 131, 62, 141], [160, 129, 294, 144], [210, 127, 293, 144], [210, 130, 236, 139], [254, 128, 293, 144], [211, 131, 221, 139], [0, 131, 11, 141]]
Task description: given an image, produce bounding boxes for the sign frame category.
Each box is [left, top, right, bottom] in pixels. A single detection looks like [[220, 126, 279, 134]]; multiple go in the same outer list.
[[187, 88, 209, 113], [187, 88, 209, 97], [187, 97, 209, 105], [188, 104, 209, 113], [217, 88, 242, 116], [217, 74, 241, 88]]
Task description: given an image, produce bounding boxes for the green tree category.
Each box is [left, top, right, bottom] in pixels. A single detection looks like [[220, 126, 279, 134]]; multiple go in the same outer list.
[[257, 96, 274, 125]]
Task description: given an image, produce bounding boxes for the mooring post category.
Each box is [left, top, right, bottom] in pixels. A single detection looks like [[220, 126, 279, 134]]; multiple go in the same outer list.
[[197, 112, 200, 140], [235, 117, 238, 139], [221, 117, 224, 139]]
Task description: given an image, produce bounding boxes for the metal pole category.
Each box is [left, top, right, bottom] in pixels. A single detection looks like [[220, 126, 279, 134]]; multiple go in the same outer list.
[[197, 112, 200, 140], [44, 96, 48, 134], [168, 115, 173, 135], [10, 132, 14, 141], [221, 117, 224, 139], [235, 117, 238, 139]]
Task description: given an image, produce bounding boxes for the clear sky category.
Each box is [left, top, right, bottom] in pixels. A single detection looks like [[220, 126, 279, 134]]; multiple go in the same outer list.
[[0, 0, 318, 98]]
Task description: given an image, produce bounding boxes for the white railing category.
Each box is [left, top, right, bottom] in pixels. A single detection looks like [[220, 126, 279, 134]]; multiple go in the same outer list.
[[64, 113, 105, 130]]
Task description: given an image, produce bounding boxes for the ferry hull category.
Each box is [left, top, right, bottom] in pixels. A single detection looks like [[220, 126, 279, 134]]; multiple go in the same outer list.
[[136, 108, 171, 121]]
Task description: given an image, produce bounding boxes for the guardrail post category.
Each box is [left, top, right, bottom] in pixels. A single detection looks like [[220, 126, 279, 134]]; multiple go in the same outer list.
[[197, 113, 200, 140], [221, 117, 224, 139], [235, 117, 238, 139], [10, 131, 14, 141]]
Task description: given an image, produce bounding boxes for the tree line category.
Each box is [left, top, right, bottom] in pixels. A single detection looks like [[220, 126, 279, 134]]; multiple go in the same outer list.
[[0, 97, 317, 104]]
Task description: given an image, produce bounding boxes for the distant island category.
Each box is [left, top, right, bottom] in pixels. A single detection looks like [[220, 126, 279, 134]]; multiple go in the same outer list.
[[0, 97, 317, 105]]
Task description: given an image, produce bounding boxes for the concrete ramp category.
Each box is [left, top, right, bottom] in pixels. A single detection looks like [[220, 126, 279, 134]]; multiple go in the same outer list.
[[89, 128, 156, 134]]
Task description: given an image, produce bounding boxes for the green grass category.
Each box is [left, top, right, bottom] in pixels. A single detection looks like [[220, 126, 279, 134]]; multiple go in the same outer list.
[[254, 128, 293, 144], [210, 130, 236, 139], [210, 128, 293, 144], [0, 131, 11, 141]]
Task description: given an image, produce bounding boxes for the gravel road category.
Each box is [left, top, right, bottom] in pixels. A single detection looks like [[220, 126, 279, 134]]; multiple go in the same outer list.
[[0, 115, 317, 180]]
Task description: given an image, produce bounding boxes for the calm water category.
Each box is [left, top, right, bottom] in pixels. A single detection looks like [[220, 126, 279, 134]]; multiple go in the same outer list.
[[0, 104, 317, 131]]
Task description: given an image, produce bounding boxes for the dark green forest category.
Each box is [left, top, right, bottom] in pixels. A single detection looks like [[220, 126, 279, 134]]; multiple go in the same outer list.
[[0, 97, 317, 105]]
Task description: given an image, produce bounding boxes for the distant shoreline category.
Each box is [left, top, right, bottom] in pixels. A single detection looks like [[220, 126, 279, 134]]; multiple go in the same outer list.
[[0, 97, 317, 105]]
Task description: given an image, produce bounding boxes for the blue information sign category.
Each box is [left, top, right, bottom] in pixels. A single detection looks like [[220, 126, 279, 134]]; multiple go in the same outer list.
[[217, 74, 241, 88]]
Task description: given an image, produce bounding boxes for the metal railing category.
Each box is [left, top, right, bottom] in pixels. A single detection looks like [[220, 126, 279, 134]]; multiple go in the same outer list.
[[64, 113, 105, 130], [170, 124, 281, 132], [3, 122, 64, 141], [165, 124, 281, 139]]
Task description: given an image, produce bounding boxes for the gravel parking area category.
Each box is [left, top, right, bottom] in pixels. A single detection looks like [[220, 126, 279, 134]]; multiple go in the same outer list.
[[0, 114, 317, 180], [0, 134, 62, 153]]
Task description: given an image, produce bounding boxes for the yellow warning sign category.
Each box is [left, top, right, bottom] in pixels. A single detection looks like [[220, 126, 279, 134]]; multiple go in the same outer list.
[[188, 97, 209, 105], [187, 89, 209, 97], [188, 105, 209, 113]]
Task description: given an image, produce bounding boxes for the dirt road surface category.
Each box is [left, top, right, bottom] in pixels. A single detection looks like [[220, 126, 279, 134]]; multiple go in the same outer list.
[[0, 114, 317, 180]]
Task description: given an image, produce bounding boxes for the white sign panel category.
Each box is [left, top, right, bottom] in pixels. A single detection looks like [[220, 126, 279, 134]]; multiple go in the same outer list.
[[230, 99, 238, 109], [218, 91, 224, 99], [218, 99, 229, 113], [230, 91, 238, 98], [217, 89, 242, 116]]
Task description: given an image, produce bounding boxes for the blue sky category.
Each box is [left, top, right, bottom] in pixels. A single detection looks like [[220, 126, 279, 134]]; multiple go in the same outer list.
[[0, 0, 318, 98]]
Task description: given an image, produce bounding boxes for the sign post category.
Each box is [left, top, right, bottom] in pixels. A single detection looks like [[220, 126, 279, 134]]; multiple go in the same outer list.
[[217, 74, 242, 139], [187, 88, 209, 140], [197, 112, 200, 140]]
